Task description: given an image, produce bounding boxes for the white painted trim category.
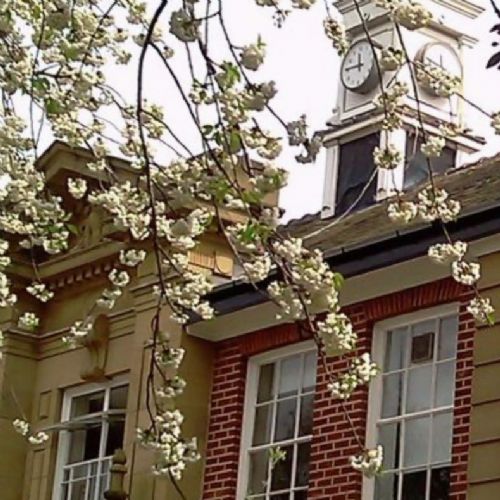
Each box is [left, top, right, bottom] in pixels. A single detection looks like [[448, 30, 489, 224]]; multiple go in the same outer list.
[[321, 145, 339, 218], [52, 376, 128, 500], [374, 303, 459, 332], [362, 303, 459, 500], [236, 340, 315, 500]]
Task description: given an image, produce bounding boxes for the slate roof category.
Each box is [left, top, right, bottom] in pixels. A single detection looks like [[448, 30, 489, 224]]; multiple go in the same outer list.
[[283, 152, 500, 255]]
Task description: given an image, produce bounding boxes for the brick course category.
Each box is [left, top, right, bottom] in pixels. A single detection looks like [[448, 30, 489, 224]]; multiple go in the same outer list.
[[202, 278, 475, 499]]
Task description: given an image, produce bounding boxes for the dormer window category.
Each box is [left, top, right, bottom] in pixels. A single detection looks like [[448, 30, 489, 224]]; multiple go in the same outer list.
[[322, 128, 463, 220], [335, 132, 379, 216], [404, 133, 457, 191]]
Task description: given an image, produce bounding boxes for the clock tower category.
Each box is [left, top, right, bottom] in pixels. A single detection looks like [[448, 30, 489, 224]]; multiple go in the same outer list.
[[321, 0, 485, 218]]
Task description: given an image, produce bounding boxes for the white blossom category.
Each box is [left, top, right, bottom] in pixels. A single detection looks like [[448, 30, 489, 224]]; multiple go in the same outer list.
[[387, 200, 417, 224], [240, 40, 266, 71], [350, 446, 383, 477], [467, 297, 494, 324], [169, 9, 200, 42], [323, 17, 349, 56], [62, 321, 92, 348], [18, 312, 39, 330], [394, 1, 432, 30], [373, 145, 402, 170], [67, 178, 87, 199], [155, 347, 185, 370], [109, 269, 130, 288], [328, 353, 378, 399], [379, 47, 404, 71], [428, 242, 467, 264], [416, 63, 460, 98], [28, 432, 49, 445], [417, 187, 460, 223], [26, 282, 54, 302], [317, 312, 357, 355], [120, 249, 146, 267], [13, 419, 30, 436], [451, 260, 480, 286], [243, 254, 272, 282], [421, 135, 445, 158]]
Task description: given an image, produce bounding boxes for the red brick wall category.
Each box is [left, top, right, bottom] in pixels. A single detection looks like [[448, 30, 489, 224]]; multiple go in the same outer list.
[[202, 278, 475, 499]]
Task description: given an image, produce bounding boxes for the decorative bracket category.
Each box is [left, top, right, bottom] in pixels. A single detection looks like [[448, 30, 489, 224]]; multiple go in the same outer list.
[[80, 314, 110, 382]]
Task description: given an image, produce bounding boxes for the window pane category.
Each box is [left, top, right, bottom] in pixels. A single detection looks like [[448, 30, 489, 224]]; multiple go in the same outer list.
[[275, 399, 297, 442], [71, 391, 105, 418], [270, 445, 293, 491], [402, 469, 427, 500], [335, 133, 379, 215], [430, 467, 450, 500], [253, 404, 273, 446], [258, 364, 275, 403], [404, 416, 430, 467], [385, 328, 408, 372], [432, 412, 453, 464], [379, 423, 401, 470], [375, 472, 398, 500], [298, 394, 314, 437], [406, 366, 432, 414], [68, 426, 102, 463], [435, 361, 455, 408], [69, 480, 87, 500], [105, 419, 125, 456], [302, 352, 316, 392], [411, 321, 436, 363], [382, 373, 403, 418], [295, 442, 311, 487], [248, 450, 269, 495], [294, 491, 307, 500], [438, 316, 458, 360], [109, 385, 128, 410], [278, 356, 300, 398]]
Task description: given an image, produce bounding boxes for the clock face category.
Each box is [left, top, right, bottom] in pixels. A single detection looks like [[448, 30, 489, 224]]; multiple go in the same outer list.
[[340, 40, 377, 93], [416, 42, 462, 94]]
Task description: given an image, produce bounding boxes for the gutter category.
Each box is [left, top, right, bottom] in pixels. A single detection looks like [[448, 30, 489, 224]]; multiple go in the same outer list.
[[197, 202, 500, 319]]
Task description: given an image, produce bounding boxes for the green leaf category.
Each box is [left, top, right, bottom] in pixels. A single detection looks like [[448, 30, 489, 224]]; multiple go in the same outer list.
[[64, 46, 80, 61], [228, 131, 242, 154], [66, 224, 79, 236], [45, 98, 62, 115], [32, 77, 50, 92], [487, 312, 495, 326]]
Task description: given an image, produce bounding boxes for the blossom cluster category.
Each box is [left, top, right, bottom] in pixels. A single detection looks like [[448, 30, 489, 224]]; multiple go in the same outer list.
[[374, 82, 408, 131], [13, 418, 49, 445], [388, 187, 460, 225], [317, 312, 357, 355], [323, 17, 349, 56], [138, 328, 199, 479], [350, 446, 384, 478], [416, 63, 461, 98], [328, 353, 379, 399], [137, 411, 200, 480]]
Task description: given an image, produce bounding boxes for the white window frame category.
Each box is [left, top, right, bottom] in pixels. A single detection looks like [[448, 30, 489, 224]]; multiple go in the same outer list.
[[236, 340, 316, 500], [52, 375, 128, 500], [363, 303, 459, 500]]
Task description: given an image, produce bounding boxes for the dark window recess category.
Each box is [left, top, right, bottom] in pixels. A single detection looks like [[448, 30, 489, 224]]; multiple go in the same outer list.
[[411, 332, 434, 364], [404, 133, 456, 190], [335, 133, 379, 216]]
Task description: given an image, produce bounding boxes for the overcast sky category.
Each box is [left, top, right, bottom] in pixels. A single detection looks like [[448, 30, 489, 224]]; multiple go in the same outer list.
[[102, 1, 500, 222]]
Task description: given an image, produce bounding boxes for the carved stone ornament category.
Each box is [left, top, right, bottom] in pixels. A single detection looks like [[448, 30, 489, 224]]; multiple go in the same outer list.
[[80, 314, 110, 382]]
